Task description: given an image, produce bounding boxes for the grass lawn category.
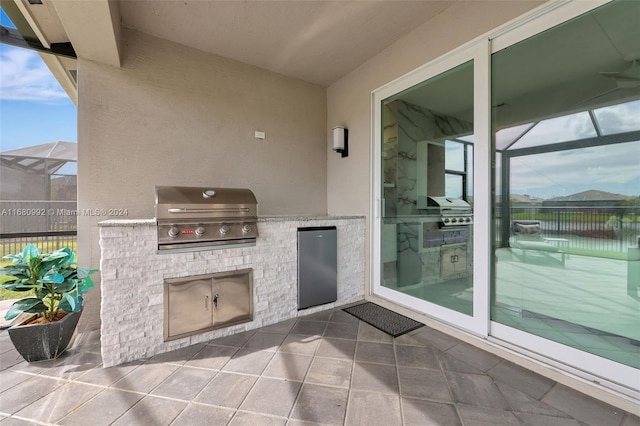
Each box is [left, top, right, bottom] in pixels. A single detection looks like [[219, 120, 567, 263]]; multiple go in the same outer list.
[[0, 288, 28, 302]]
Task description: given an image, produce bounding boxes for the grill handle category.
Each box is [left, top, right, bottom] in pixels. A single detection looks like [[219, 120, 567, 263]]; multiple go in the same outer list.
[[167, 207, 251, 214]]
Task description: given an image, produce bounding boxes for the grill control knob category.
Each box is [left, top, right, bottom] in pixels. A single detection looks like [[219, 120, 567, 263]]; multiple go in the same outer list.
[[466, 217, 472, 223], [168, 226, 180, 238], [219, 225, 230, 235], [451, 218, 458, 223], [195, 226, 206, 236], [242, 224, 252, 234], [443, 218, 450, 224]]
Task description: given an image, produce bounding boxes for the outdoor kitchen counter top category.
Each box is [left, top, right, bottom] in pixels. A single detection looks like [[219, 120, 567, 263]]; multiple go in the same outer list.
[[99, 219, 156, 227], [258, 215, 364, 222], [99, 216, 364, 227]]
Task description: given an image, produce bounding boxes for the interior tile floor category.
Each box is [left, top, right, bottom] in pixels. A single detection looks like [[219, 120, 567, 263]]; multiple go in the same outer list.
[[0, 304, 638, 426]]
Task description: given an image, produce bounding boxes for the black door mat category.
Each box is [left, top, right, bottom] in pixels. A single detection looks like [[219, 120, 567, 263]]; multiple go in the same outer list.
[[343, 302, 424, 337]]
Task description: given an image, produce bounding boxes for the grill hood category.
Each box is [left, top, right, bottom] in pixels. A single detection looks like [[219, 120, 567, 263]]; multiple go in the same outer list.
[[155, 186, 259, 252], [426, 196, 471, 212], [155, 186, 257, 221]]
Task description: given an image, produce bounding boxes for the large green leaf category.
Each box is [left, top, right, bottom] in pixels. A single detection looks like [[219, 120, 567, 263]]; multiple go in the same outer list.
[[40, 250, 70, 272], [77, 272, 95, 294], [57, 248, 75, 267], [54, 281, 76, 293], [42, 249, 69, 262], [41, 258, 66, 269], [59, 268, 75, 279], [60, 293, 80, 313], [4, 298, 44, 320], [77, 268, 98, 280], [41, 273, 64, 284], [21, 244, 39, 264], [0, 281, 38, 292], [0, 266, 26, 275], [3, 253, 27, 267]]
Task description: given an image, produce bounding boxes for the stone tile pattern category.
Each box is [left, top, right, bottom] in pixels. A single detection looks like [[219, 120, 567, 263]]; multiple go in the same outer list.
[[386, 99, 475, 288], [2, 307, 638, 425], [98, 218, 365, 366]]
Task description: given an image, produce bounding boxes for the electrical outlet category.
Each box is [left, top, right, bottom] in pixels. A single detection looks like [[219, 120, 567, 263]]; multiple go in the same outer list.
[[254, 131, 265, 140]]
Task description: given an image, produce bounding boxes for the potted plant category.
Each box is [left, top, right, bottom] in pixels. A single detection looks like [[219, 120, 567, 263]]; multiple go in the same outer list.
[[0, 244, 97, 362]]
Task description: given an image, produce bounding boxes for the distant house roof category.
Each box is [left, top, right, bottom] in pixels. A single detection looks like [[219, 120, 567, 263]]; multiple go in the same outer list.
[[0, 141, 77, 175], [545, 190, 631, 203], [510, 194, 544, 203], [542, 190, 632, 209]]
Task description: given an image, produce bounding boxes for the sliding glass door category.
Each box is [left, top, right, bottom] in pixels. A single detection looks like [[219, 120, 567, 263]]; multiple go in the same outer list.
[[372, 0, 639, 394], [491, 0, 640, 370], [380, 61, 474, 314], [373, 48, 490, 334]]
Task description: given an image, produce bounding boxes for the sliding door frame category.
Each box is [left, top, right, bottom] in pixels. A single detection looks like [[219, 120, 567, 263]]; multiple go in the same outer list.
[[371, 42, 491, 337], [370, 0, 639, 397]]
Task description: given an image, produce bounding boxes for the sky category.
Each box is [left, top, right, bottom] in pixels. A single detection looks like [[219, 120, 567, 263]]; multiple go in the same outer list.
[[0, 8, 77, 174], [505, 101, 640, 199], [444, 99, 640, 199]]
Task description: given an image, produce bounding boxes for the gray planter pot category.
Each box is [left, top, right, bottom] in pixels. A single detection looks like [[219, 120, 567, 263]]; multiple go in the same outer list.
[[8, 309, 82, 362]]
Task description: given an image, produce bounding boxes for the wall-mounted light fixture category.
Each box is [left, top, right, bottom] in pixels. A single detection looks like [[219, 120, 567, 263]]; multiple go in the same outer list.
[[332, 126, 348, 158]]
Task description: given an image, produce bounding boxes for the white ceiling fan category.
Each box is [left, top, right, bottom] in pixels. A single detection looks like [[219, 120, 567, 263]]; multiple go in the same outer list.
[[579, 58, 640, 105], [600, 58, 640, 88]]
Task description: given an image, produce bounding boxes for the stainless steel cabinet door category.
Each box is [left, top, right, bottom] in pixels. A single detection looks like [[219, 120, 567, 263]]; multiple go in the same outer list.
[[213, 270, 253, 326], [166, 278, 212, 338], [441, 245, 467, 278]]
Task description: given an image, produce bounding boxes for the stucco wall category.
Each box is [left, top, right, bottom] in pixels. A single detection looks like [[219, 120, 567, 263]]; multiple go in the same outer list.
[[325, 0, 544, 291], [77, 29, 327, 330]]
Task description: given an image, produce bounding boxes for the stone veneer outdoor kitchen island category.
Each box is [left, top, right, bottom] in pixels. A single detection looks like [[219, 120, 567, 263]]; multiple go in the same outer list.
[[98, 216, 365, 367]]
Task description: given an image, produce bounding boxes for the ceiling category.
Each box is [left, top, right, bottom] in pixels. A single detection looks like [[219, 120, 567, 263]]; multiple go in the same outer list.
[[392, 0, 640, 129], [1, 0, 457, 96], [117, 0, 454, 87]]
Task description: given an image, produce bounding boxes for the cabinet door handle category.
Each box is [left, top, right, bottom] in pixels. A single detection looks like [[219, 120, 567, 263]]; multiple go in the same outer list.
[[213, 294, 219, 308], [205, 295, 209, 310]]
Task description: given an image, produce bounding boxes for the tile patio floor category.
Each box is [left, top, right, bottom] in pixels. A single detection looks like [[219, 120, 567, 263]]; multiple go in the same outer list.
[[0, 304, 638, 425]]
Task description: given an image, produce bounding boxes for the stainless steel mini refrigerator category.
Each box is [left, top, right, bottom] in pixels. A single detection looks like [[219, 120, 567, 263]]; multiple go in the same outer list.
[[297, 226, 337, 309]]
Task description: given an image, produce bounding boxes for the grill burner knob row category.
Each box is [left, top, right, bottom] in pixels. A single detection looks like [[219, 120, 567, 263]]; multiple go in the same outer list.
[[168, 226, 180, 238], [220, 225, 230, 235], [442, 217, 473, 225], [195, 226, 206, 236]]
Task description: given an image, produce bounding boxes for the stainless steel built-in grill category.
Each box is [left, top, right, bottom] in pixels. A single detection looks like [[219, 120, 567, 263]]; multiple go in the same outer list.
[[155, 186, 258, 252], [426, 196, 473, 227]]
